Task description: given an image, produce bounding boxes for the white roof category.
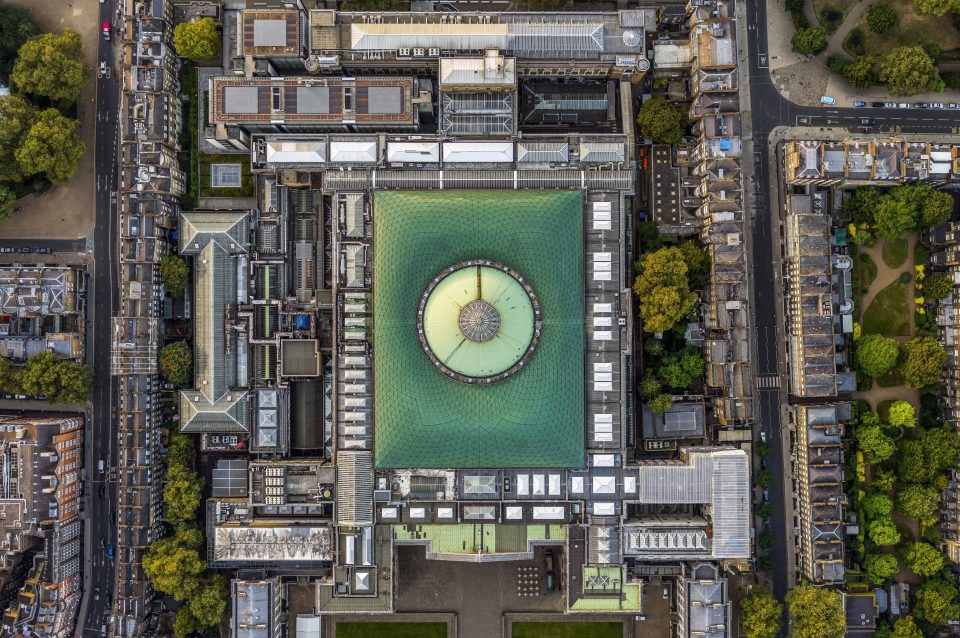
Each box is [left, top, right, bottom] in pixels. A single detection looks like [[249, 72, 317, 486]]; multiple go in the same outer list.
[[439, 56, 516, 87], [351, 22, 509, 50], [532, 506, 565, 520], [265, 140, 326, 164], [329, 140, 378, 163], [386, 141, 440, 163], [442, 141, 514, 163]]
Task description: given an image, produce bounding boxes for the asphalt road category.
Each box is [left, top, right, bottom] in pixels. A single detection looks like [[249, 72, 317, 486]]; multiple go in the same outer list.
[[742, 0, 960, 617], [81, 1, 121, 634]]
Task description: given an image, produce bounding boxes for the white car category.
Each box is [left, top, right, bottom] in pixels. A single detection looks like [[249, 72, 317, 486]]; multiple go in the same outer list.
[[98, 61, 108, 78], [932, 102, 944, 108]]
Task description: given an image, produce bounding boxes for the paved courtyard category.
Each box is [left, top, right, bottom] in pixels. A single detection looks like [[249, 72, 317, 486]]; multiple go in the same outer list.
[[395, 545, 565, 638]]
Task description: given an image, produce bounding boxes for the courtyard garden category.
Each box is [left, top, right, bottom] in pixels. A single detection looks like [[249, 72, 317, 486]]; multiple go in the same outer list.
[[843, 183, 960, 635]]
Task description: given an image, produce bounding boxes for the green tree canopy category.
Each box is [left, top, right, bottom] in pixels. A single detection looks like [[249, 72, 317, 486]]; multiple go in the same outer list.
[[173, 605, 201, 638], [786, 582, 846, 638], [867, 517, 901, 546], [867, 2, 897, 32], [0, 7, 38, 54], [843, 56, 877, 88], [924, 272, 955, 300], [855, 334, 900, 377], [863, 553, 899, 585], [889, 616, 922, 638], [873, 468, 896, 492], [677, 241, 711, 290], [188, 573, 227, 628], [11, 30, 86, 105], [740, 586, 782, 638], [167, 434, 196, 469], [0, 358, 20, 394], [913, 0, 960, 14], [902, 541, 945, 576], [843, 186, 884, 223], [636, 96, 687, 144], [0, 94, 36, 182], [633, 246, 698, 333], [0, 187, 14, 223], [142, 537, 205, 598], [16, 109, 85, 185], [897, 427, 960, 484], [792, 27, 828, 54], [874, 187, 919, 239], [160, 255, 189, 298], [920, 188, 954, 228], [856, 424, 896, 464], [878, 46, 942, 96], [658, 347, 705, 391], [887, 400, 916, 428], [173, 17, 220, 62], [159, 341, 193, 388], [914, 577, 960, 625], [164, 465, 204, 522], [897, 483, 940, 520], [638, 374, 662, 399], [862, 493, 894, 519], [649, 393, 674, 415], [19, 351, 91, 403], [902, 336, 947, 389]]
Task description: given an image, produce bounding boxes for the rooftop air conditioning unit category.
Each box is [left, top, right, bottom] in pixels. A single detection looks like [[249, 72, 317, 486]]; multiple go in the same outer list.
[[414, 48, 425, 57], [399, 48, 410, 57], [429, 48, 440, 56]]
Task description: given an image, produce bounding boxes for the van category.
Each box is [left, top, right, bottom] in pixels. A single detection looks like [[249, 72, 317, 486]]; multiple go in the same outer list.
[[819, 96, 836, 105], [544, 550, 555, 573], [98, 460, 105, 473]]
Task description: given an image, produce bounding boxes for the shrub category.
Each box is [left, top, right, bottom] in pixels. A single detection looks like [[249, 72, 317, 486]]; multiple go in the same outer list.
[[845, 27, 867, 56], [867, 2, 897, 33], [821, 7, 844, 32], [792, 27, 828, 54], [827, 55, 852, 73], [786, 0, 805, 12], [792, 11, 811, 29]]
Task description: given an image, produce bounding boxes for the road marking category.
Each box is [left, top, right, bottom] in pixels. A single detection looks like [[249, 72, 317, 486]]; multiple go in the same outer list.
[[758, 52, 768, 68], [757, 375, 781, 389]]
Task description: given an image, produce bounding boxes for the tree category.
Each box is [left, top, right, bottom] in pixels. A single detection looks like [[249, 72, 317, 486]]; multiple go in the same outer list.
[[189, 574, 227, 628], [160, 255, 189, 298], [755, 502, 773, 519], [901, 336, 947, 389], [0, 187, 14, 223], [878, 46, 942, 96], [758, 530, 774, 550], [659, 347, 705, 391], [167, 434, 196, 469], [913, 0, 960, 15], [873, 468, 896, 492], [889, 616, 922, 638], [159, 341, 193, 388], [874, 190, 918, 239], [19, 351, 91, 403], [0, 358, 20, 394], [862, 493, 894, 519], [755, 440, 770, 458], [174, 605, 201, 638], [791, 27, 828, 55], [863, 553, 899, 585], [887, 400, 916, 428], [142, 537, 205, 597], [855, 334, 900, 377], [897, 429, 960, 485], [897, 484, 940, 520], [11, 30, 87, 105], [633, 246, 698, 333], [677, 241, 710, 290], [867, 2, 897, 32], [914, 577, 960, 625], [173, 17, 220, 62], [785, 582, 846, 638], [867, 517, 901, 546], [856, 424, 895, 464], [920, 188, 954, 228], [0, 7, 38, 55], [639, 374, 662, 399], [16, 109, 84, 186], [843, 186, 884, 223], [0, 94, 36, 182], [925, 272, 954, 300], [164, 466, 204, 522], [843, 56, 877, 88], [636, 97, 687, 144], [756, 468, 772, 488], [740, 586, 782, 638], [902, 541, 945, 576], [649, 393, 674, 415]]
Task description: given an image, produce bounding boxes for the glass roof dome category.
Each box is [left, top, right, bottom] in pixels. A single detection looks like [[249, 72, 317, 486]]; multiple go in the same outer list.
[[417, 260, 541, 383]]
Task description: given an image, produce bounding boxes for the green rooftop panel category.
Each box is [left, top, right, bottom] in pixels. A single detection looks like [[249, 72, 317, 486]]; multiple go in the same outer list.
[[373, 190, 585, 469]]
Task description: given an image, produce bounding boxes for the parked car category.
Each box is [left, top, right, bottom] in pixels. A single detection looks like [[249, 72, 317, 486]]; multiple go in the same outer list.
[[99, 537, 105, 549], [18, 247, 30, 253], [949, 103, 959, 109], [932, 102, 944, 108], [884, 102, 897, 108], [916, 102, 930, 108], [663, 585, 670, 599], [545, 572, 555, 593], [871, 101, 885, 107], [763, 489, 770, 502], [0, 247, 13, 253], [897, 103, 909, 108], [545, 550, 555, 573], [853, 101, 866, 107], [102, 21, 111, 40], [760, 431, 767, 443], [819, 95, 836, 105], [35, 247, 51, 254]]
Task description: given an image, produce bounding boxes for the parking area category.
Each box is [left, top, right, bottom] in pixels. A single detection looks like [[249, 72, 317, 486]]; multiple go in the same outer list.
[[631, 577, 672, 637], [395, 545, 565, 638]]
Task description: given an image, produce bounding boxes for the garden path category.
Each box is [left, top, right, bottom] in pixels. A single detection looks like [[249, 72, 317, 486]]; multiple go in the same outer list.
[[822, 0, 873, 58], [856, 234, 918, 338]]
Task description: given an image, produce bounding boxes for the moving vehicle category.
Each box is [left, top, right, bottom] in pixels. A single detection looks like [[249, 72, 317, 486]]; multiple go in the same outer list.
[[102, 22, 111, 41], [544, 550, 556, 593], [98, 459, 105, 473], [819, 95, 836, 105], [94, 587, 101, 601], [107, 545, 114, 560], [99, 61, 108, 78], [860, 118, 875, 126]]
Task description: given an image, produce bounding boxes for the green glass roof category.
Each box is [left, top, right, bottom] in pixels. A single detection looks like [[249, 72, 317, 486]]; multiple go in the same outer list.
[[421, 264, 535, 379], [373, 190, 585, 469]]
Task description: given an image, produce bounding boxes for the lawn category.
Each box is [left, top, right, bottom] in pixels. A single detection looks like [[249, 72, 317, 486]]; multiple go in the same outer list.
[[881, 237, 908, 269], [877, 367, 905, 388], [863, 280, 911, 336], [197, 152, 255, 199], [852, 252, 878, 319], [512, 622, 624, 638], [843, 0, 960, 58], [336, 623, 447, 638], [814, 0, 851, 34]]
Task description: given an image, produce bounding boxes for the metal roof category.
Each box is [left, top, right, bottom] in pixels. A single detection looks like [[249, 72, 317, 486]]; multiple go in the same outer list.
[[329, 140, 378, 163], [336, 450, 373, 525], [265, 140, 326, 164], [386, 141, 440, 163], [442, 141, 514, 163]]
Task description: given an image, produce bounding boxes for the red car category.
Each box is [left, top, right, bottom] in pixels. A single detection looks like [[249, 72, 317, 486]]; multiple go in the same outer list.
[[102, 21, 111, 41]]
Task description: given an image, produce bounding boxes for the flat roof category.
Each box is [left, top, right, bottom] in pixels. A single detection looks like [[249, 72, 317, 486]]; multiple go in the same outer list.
[[372, 190, 584, 469]]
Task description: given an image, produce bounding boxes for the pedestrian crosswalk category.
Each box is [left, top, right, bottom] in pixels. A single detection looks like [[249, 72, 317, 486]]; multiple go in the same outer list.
[[757, 374, 781, 389]]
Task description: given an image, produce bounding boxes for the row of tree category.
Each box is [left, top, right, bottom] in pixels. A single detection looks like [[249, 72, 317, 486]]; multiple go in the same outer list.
[[0, 351, 91, 403], [855, 334, 947, 389], [0, 9, 87, 219], [632, 242, 709, 335], [845, 184, 953, 244], [142, 434, 225, 636]]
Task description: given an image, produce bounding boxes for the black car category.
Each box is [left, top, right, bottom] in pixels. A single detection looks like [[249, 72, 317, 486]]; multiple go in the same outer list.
[[860, 118, 875, 126], [871, 101, 885, 107]]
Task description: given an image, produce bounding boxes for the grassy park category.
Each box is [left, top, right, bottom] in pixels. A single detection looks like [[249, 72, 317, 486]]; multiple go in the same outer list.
[[512, 622, 623, 638]]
